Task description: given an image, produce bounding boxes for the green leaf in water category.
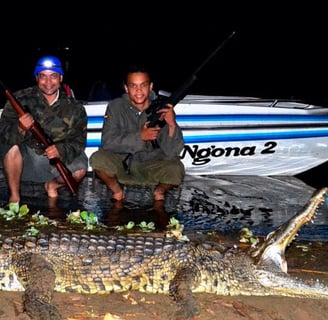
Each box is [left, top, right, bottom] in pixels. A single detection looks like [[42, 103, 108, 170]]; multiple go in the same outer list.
[[9, 202, 20, 214], [125, 221, 135, 229]]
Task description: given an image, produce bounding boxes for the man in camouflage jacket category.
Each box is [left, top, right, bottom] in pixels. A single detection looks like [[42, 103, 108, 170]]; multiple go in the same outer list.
[[0, 56, 88, 203]]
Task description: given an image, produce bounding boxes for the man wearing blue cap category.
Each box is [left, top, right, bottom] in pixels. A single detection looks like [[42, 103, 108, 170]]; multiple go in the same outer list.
[[0, 55, 88, 204]]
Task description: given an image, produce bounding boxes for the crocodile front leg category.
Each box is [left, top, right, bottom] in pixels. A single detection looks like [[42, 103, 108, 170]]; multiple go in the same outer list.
[[169, 266, 200, 319], [22, 253, 62, 320]]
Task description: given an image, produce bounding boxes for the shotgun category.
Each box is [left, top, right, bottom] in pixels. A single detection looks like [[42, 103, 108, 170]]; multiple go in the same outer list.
[[0, 80, 78, 195]]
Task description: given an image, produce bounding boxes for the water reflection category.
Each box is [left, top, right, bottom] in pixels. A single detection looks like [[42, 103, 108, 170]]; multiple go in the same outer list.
[[0, 170, 327, 241], [0, 170, 179, 232], [106, 199, 170, 231]]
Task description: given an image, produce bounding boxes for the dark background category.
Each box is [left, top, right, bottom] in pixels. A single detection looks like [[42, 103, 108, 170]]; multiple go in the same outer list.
[[1, 3, 327, 105]]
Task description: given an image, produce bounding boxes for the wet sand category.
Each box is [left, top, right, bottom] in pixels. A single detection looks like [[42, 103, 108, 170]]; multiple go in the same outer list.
[[0, 238, 328, 320]]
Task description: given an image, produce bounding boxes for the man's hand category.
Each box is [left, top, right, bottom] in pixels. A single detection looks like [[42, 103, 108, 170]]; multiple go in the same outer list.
[[157, 103, 176, 127], [44, 144, 61, 160], [158, 104, 177, 137], [18, 113, 35, 131], [141, 122, 161, 141]]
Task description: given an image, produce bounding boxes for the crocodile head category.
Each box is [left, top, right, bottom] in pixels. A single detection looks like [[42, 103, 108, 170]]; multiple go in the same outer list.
[[250, 187, 328, 273]]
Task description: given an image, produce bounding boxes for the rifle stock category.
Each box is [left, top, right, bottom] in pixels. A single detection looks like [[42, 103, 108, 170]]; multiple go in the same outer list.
[[146, 31, 236, 129], [0, 80, 78, 195]]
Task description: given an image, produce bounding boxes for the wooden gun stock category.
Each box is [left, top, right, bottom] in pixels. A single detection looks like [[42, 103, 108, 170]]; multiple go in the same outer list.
[[0, 81, 78, 195]]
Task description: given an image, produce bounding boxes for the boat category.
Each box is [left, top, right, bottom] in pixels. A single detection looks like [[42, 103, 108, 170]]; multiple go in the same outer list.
[[84, 94, 328, 176]]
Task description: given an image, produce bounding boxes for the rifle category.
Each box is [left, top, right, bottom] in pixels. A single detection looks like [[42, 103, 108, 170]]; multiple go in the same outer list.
[[0, 80, 78, 195], [146, 31, 236, 133]]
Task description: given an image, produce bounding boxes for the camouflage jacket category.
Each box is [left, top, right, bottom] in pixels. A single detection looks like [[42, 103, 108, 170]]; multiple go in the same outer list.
[[0, 86, 87, 164]]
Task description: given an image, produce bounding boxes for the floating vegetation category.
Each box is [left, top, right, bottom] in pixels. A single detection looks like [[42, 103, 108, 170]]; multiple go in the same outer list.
[[66, 209, 106, 231], [114, 220, 156, 232], [239, 227, 259, 245], [166, 217, 189, 242], [0, 202, 29, 220], [0, 204, 188, 241], [0, 203, 58, 236]]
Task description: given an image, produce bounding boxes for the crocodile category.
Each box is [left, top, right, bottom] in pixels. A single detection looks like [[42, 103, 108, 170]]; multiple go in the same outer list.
[[1, 187, 328, 320]]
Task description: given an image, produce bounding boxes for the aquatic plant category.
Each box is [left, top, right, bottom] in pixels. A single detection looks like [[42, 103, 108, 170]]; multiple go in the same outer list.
[[0, 202, 29, 220]]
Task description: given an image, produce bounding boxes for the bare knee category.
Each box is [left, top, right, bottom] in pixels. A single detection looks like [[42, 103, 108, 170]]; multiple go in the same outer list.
[[72, 169, 87, 182], [4, 145, 22, 163]]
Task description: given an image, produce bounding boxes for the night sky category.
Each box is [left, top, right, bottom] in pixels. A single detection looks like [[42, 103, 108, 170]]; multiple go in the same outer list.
[[1, 3, 327, 105]]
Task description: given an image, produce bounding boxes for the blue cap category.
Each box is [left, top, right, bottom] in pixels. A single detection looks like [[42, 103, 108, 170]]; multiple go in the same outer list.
[[34, 56, 64, 77]]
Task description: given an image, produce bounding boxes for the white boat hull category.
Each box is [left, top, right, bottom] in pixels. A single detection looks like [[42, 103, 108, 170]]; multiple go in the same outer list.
[[84, 95, 328, 175]]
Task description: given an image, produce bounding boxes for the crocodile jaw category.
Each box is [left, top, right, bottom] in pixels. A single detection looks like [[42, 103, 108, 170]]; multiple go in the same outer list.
[[253, 187, 328, 273]]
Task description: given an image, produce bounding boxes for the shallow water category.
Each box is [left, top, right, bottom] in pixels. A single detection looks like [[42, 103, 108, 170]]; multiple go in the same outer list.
[[0, 170, 328, 241]]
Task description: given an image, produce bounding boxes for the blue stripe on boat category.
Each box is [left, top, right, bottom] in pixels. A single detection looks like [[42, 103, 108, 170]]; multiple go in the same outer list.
[[86, 128, 328, 147], [176, 114, 328, 123], [182, 129, 328, 143], [87, 114, 328, 127]]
